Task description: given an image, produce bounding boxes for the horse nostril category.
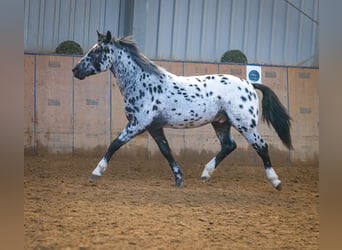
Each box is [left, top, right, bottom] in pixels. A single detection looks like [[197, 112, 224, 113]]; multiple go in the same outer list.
[[72, 67, 77, 73]]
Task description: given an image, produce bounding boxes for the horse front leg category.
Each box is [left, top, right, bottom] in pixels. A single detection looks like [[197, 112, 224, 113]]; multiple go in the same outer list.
[[91, 122, 146, 182]]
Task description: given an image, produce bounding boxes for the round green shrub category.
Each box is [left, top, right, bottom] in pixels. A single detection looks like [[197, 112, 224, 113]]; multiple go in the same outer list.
[[55, 40, 83, 55], [221, 50, 248, 64]]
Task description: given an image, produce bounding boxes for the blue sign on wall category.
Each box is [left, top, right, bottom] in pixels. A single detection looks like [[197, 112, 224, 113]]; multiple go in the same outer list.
[[246, 65, 262, 83], [248, 70, 260, 82]]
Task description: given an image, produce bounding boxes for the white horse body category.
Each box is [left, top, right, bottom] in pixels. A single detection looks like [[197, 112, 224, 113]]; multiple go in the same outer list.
[[156, 73, 259, 130]]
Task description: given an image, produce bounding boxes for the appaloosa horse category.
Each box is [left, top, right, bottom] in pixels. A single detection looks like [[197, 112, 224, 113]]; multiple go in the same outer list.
[[72, 31, 292, 190]]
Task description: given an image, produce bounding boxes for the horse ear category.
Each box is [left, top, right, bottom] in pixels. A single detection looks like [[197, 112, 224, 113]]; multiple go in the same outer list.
[[97, 30, 101, 38], [106, 30, 112, 42]]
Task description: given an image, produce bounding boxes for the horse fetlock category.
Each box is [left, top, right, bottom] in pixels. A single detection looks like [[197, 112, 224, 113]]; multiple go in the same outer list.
[[92, 158, 108, 176], [201, 158, 216, 181], [266, 168, 282, 190], [266, 167, 278, 180], [201, 168, 212, 181], [91, 168, 103, 177]]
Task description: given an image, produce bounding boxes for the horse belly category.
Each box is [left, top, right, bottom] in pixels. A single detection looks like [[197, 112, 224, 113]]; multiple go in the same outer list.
[[163, 101, 220, 129], [165, 118, 212, 129]]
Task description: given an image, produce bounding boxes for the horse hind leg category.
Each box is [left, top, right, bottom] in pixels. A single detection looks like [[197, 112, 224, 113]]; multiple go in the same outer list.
[[148, 127, 184, 187], [242, 128, 282, 190], [201, 121, 236, 181]]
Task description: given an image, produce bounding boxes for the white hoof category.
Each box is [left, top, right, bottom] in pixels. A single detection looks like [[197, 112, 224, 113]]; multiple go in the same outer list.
[[90, 174, 101, 184], [274, 180, 282, 191], [272, 179, 282, 190], [201, 175, 210, 182]]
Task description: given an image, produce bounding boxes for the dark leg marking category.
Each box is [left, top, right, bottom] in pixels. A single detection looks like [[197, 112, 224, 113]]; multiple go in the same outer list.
[[148, 127, 184, 187], [103, 137, 126, 162], [242, 130, 282, 190], [91, 122, 146, 182], [212, 121, 237, 167], [201, 121, 236, 181], [254, 143, 272, 169], [254, 143, 282, 190], [104, 124, 146, 162]]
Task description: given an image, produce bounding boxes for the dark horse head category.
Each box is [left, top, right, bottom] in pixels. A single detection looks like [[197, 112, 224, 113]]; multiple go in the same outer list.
[[72, 31, 114, 80]]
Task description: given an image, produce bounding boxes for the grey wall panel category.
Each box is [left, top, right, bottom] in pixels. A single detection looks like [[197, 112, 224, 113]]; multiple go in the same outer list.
[[25, 0, 127, 53], [144, 0, 160, 57], [73, 0, 87, 47], [297, 0, 319, 65], [40, 0, 56, 50], [255, 0, 274, 64], [269, 0, 287, 65], [242, 0, 259, 63], [215, 0, 232, 61], [285, 0, 301, 65], [118, 0, 134, 36], [25, 0, 319, 67], [25, 0, 40, 51], [228, 0, 247, 52], [170, 0, 189, 60], [134, 0, 318, 66], [186, 0, 204, 60], [200, 0, 218, 61], [132, 0, 147, 51], [157, 0, 175, 59]]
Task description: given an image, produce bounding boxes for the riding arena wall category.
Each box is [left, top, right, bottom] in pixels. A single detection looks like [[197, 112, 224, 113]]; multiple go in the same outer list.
[[24, 54, 319, 166]]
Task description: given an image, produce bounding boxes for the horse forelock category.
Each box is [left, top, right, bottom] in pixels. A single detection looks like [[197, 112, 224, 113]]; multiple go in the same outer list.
[[113, 36, 162, 76]]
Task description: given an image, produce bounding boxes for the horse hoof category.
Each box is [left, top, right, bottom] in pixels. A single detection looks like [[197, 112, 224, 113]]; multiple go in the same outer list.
[[201, 176, 210, 182], [275, 181, 282, 191], [90, 174, 101, 183], [175, 179, 184, 188]]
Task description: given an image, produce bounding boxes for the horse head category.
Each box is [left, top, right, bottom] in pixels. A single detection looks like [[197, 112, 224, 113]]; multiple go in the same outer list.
[[72, 31, 114, 80]]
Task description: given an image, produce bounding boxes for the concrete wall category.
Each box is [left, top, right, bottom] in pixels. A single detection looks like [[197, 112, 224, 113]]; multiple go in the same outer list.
[[24, 54, 319, 165]]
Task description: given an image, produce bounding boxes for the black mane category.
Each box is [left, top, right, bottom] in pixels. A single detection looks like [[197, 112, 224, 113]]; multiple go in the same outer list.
[[113, 36, 162, 76]]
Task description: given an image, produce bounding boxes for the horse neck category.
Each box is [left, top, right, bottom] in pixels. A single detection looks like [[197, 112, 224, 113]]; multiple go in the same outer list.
[[110, 52, 139, 98], [110, 50, 161, 99]]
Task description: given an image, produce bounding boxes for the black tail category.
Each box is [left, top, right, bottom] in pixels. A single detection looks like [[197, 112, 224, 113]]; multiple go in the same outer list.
[[252, 83, 293, 150]]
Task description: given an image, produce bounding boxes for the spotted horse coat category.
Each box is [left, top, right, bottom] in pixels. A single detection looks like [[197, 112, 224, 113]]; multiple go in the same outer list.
[[72, 31, 292, 190]]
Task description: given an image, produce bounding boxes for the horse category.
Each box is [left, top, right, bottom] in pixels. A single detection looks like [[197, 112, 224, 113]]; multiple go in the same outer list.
[[72, 31, 292, 190]]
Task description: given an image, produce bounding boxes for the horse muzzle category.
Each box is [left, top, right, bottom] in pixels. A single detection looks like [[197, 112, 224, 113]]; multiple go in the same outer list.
[[72, 66, 86, 80]]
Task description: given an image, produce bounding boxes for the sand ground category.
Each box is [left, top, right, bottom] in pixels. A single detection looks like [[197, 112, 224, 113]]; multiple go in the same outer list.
[[24, 154, 318, 249]]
